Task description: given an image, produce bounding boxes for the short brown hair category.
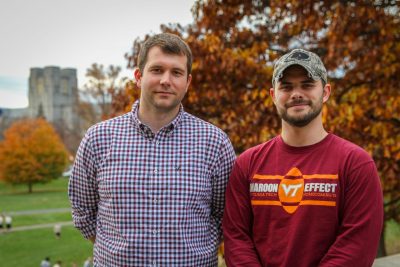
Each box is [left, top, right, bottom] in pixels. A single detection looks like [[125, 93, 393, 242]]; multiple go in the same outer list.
[[137, 33, 192, 77]]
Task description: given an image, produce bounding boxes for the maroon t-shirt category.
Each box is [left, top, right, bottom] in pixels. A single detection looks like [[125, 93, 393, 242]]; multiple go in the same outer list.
[[223, 134, 383, 267]]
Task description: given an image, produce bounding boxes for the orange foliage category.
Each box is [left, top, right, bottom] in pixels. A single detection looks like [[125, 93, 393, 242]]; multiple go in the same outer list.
[[0, 118, 68, 192]]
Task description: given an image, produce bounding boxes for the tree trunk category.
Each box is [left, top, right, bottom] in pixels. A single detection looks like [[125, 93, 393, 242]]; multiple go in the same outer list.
[[28, 182, 33, 193]]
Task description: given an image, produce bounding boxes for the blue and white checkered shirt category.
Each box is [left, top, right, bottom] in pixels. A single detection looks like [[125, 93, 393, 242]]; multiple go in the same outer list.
[[68, 101, 236, 266]]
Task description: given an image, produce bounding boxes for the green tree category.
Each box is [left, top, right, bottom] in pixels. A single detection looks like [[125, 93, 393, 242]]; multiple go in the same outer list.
[[0, 118, 68, 193]]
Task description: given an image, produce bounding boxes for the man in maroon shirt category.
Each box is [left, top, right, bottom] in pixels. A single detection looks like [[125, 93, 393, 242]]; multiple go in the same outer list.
[[223, 49, 383, 267]]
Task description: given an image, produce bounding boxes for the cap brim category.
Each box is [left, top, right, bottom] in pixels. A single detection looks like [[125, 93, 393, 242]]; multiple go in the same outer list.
[[274, 62, 320, 85]]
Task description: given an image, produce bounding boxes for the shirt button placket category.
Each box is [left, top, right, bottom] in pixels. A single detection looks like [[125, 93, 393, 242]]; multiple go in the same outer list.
[[151, 135, 161, 261]]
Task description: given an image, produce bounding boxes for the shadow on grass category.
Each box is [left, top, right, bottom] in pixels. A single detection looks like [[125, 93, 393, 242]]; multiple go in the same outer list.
[[0, 178, 69, 195], [0, 189, 67, 195]]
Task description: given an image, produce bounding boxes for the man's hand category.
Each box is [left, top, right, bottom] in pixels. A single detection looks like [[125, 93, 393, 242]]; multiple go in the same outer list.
[[88, 235, 96, 244]]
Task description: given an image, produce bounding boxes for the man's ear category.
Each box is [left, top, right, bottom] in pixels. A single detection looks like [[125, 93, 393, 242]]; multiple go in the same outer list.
[[323, 83, 331, 103], [134, 68, 142, 88], [270, 87, 276, 103], [185, 74, 192, 93]]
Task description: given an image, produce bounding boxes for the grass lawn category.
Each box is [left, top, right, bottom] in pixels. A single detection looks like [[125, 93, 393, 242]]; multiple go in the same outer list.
[[0, 178, 70, 212], [386, 219, 400, 255], [0, 226, 92, 267], [0, 176, 399, 267]]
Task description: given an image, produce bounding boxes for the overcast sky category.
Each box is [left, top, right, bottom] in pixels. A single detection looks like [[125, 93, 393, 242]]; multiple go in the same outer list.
[[0, 0, 195, 108]]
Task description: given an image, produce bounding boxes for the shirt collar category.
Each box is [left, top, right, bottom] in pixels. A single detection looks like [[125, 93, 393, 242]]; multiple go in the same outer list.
[[130, 100, 184, 133]]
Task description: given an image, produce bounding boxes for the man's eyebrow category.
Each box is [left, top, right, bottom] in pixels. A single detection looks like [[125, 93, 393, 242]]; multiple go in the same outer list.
[[148, 64, 163, 68], [148, 64, 185, 72], [301, 78, 316, 83], [279, 81, 292, 85]]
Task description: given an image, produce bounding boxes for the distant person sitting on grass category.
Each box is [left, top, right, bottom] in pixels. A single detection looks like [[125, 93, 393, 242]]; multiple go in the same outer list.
[[5, 214, 12, 231], [40, 257, 51, 267], [54, 224, 61, 239], [83, 257, 92, 267], [0, 213, 4, 232]]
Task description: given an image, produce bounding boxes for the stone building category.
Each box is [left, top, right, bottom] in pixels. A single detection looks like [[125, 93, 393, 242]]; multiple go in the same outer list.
[[0, 66, 81, 152], [28, 66, 79, 130]]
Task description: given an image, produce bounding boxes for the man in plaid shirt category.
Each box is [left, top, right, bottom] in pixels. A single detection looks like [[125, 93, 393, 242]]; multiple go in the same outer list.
[[68, 33, 236, 266]]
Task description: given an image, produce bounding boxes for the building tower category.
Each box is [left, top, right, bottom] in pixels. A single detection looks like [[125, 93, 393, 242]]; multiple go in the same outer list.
[[28, 66, 80, 152], [28, 66, 78, 130]]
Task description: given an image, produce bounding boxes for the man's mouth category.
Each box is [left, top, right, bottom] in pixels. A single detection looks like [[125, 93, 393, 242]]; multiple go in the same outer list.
[[285, 100, 311, 108], [155, 91, 174, 95]]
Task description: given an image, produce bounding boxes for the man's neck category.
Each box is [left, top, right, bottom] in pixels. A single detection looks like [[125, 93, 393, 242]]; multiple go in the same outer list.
[[138, 104, 180, 134], [280, 117, 328, 147]]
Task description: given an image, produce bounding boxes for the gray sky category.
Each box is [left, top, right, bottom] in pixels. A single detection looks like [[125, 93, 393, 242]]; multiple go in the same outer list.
[[0, 0, 195, 108]]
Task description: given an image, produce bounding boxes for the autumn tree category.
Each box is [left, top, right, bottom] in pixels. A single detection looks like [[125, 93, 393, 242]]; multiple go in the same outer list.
[[0, 118, 68, 193], [123, 0, 399, 255], [83, 63, 128, 120]]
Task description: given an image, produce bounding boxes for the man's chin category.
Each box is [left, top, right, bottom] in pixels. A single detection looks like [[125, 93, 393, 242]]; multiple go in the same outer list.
[[285, 119, 311, 128], [282, 113, 319, 127], [154, 101, 180, 112]]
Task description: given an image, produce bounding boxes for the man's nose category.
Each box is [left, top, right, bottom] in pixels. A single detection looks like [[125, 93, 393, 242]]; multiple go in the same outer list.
[[290, 86, 304, 99], [160, 72, 171, 86]]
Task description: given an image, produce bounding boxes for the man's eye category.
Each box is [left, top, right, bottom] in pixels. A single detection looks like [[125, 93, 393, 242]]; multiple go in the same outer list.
[[173, 71, 183, 76]]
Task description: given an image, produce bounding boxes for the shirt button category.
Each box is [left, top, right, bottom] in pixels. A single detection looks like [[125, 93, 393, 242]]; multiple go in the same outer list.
[[153, 230, 158, 235], [153, 198, 158, 204], [153, 169, 158, 174], [153, 260, 157, 266]]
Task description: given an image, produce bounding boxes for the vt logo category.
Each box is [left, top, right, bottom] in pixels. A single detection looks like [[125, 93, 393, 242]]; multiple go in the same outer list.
[[281, 184, 302, 197], [278, 167, 304, 214]]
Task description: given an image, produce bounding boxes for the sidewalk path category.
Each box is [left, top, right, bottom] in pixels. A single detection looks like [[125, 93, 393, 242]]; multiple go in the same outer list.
[[6, 221, 73, 232], [373, 254, 400, 267], [7, 207, 70, 216]]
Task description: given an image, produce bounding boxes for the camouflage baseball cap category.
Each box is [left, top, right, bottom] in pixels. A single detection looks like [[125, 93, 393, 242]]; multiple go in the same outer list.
[[272, 48, 327, 86]]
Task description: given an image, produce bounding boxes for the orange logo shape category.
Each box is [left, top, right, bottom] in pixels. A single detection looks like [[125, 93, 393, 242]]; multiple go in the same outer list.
[[278, 167, 304, 214]]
